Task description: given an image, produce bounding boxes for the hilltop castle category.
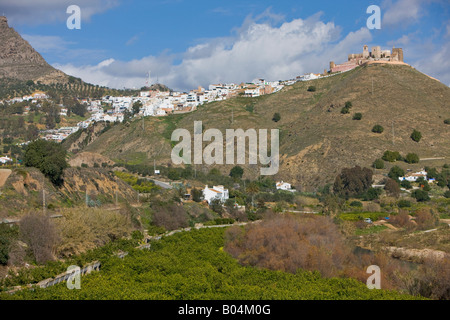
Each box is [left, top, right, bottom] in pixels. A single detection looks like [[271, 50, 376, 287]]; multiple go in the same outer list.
[[329, 45, 404, 73]]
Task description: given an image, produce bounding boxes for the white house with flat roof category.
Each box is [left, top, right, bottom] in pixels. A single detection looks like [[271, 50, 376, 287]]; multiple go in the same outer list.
[[203, 185, 229, 204]]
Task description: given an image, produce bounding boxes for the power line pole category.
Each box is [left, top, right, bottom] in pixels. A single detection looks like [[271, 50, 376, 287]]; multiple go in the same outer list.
[[392, 121, 395, 145]]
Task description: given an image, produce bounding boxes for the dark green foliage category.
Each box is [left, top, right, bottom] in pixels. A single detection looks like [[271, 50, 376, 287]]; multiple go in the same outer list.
[[353, 113, 362, 120], [191, 188, 203, 202], [372, 125, 384, 134], [400, 180, 412, 189], [23, 139, 68, 185], [168, 168, 180, 181], [412, 189, 430, 202], [209, 198, 224, 214], [362, 187, 383, 201], [345, 101, 353, 109], [444, 119, 450, 125], [444, 191, 450, 198], [397, 200, 412, 208], [132, 101, 143, 115], [405, 153, 420, 164], [307, 86, 316, 92], [333, 166, 373, 199], [341, 107, 350, 114], [410, 129, 422, 142], [230, 166, 244, 179], [0, 225, 19, 265], [380, 151, 400, 163], [272, 112, 281, 122], [373, 158, 385, 169], [388, 166, 405, 181], [349, 201, 363, 208]]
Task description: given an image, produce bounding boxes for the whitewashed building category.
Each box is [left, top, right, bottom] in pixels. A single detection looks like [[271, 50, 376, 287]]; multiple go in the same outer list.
[[203, 185, 229, 204]]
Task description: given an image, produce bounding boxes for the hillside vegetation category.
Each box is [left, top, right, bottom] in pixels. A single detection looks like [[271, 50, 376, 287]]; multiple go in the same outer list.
[[1, 227, 419, 300], [67, 63, 450, 191]]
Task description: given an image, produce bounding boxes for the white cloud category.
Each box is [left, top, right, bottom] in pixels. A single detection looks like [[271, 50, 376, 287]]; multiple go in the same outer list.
[[382, 0, 425, 27], [413, 41, 450, 86], [22, 34, 74, 53], [54, 14, 372, 91], [1, 0, 119, 25]]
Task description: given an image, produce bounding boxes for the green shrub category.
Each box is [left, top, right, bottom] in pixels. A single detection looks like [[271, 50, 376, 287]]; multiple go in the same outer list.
[[307, 86, 316, 92], [400, 180, 412, 189], [372, 125, 384, 134], [405, 153, 420, 164], [350, 201, 363, 208], [382, 151, 403, 162], [353, 113, 362, 120], [341, 107, 350, 114], [373, 159, 385, 169], [272, 113, 281, 123], [397, 200, 412, 208], [412, 189, 430, 202], [411, 129, 422, 142], [388, 166, 405, 181], [444, 119, 450, 125]]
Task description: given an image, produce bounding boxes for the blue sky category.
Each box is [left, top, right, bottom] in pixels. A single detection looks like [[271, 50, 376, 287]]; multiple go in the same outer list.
[[1, 0, 449, 91]]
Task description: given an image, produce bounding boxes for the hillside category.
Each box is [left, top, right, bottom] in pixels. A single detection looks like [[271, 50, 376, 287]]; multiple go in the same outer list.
[[67, 63, 450, 191], [0, 167, 137, 217], [0, 16, 68, 84]]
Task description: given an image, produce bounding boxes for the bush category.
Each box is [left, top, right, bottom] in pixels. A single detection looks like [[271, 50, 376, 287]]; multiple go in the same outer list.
[[272, 113, 281, 123], [373, 158, 385, 169], [372, 125, 384, 134], [412, 189, 430, 202], [410, 129, 422, 142], [353, 113, 362, 120], [341, 107, 350, 114], [224, 215, 352, 277], [384, 178, 400, 198], [24, 139, 68, 185], [405, 153, 420, 164], [333, 166, 373, 198], [400, 180, 412, 189], [350, 201, 363, 208], [19, 214, 60, 264], [382, 150, 403, 162], [444, 191, 450, 199], [444, 119, 450, 125], [397, 200, 411, 208], [388, 166, 405, 181], [307, 86, 316, 92], [230, 166, 244, 179]]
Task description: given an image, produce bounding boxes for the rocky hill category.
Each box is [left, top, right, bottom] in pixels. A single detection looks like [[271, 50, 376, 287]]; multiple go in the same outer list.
[[0, 16, 68, 84], [66, 63, 450, 191]]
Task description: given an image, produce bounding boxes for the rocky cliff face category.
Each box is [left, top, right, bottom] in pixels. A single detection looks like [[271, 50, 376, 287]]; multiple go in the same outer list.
[[0, 16, 68, 84]]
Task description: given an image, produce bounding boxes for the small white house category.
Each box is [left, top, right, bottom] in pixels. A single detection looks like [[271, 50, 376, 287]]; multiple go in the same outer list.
[[203, 185, 229, 204], [276, 181, 296, 192], [399, 170, 428, 182]]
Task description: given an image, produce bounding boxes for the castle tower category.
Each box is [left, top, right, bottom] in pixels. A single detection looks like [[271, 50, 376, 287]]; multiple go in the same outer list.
[[363, 45, 369, 59], [372, 46, 381, 60], [330, 61, 336, 70], [392, 47, 404, 62]]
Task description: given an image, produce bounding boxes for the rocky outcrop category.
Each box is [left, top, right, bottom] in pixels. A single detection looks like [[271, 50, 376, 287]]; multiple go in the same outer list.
[[0, 16, 68, 84]]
